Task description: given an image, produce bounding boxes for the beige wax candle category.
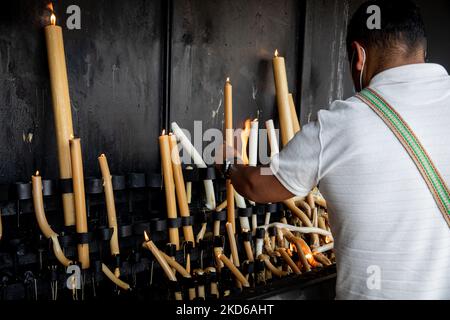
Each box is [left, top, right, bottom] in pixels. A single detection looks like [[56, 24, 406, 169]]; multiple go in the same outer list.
[[224, 78, 236, 233], [98, 154, 120, 257], [44, 14, 76, 227], [31, 172, 72, 267], [169, 134, 195, 246], [159, 133, 180, 249], [273, 50, 294, 146], [69, 138, 90, 269]]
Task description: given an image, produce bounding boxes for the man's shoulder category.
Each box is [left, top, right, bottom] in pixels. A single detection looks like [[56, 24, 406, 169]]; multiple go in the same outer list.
[[317, 96, 372, 126]]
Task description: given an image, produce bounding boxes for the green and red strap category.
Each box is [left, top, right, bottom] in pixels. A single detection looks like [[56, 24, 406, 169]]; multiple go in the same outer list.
[[356, 88, 450, 228]]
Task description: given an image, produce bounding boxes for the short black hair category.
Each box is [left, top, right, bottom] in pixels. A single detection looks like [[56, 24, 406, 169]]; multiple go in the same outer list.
[[346, 0, 427, 57]]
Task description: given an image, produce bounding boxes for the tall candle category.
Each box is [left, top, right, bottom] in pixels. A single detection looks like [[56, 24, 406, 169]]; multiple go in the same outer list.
[[273, 50, 294, 146], [45, 12, 76, 227], [159, 133, 180, 249], [69, 137, 90, 269], [169, 134, 195, 246], [98, 154, 120, 257], [224, 78, 236, 233], [171, 122, 216, 210], [288, 94, 301, 134]]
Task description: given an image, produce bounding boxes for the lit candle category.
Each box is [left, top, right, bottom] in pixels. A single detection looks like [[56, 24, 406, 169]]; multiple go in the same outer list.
[[98, 154, 120, 276], [31, 171, 72, 267], [159, 132, 180, 249], [69, 137, 90, 269], [224, 77, 236, 234], [171, 122, 216, 210], [214, 247, 249, 287], [273, 50, 294, 146], [169, 134, 195, 246], [44, 8, 76, 227], [142, 232, 182, 300]]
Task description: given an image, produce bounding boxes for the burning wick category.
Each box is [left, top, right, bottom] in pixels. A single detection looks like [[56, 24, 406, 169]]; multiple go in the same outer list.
[[144, 230, 150, 242], [226, 77, 230, 83], [50, 13, 56, 26], [161, 129, 166, 135], [274, 49, 279, 57]]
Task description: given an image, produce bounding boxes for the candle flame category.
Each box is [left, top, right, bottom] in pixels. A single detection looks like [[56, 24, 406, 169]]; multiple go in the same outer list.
[[144, 231, 150, 242], [50, 13, 56, 26], [274, 49, 279, 57], [240, 119, 251, 165], [161, 129, 166, 135], [226, 77, 230, 82], [35, 170, 40, 176]]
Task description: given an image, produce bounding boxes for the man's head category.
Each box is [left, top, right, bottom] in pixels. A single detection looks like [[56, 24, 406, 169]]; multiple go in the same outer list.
[[347, 0, 427, 91]]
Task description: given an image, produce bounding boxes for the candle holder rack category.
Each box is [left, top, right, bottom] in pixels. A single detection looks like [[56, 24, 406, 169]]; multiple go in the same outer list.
[[0, 165, 336, 301]]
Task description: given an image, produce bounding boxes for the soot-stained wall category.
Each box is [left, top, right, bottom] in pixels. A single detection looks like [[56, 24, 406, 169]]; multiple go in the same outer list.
[[0, 0, 304, 185], [0, 0, 163, 184]]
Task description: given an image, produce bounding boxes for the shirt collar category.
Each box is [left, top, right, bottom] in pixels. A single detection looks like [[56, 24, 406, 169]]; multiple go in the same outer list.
[[369, 63, 449, 87]]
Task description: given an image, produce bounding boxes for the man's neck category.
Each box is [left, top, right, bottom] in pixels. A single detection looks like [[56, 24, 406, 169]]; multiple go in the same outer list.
[[373, 50, 426, 77]]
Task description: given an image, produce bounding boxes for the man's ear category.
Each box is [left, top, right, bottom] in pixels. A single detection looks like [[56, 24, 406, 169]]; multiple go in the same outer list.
[[351, 41, 366, 72]]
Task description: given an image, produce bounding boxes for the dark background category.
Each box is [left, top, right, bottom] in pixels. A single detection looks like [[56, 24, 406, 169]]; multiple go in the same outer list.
[[0, 0, 449, 184]]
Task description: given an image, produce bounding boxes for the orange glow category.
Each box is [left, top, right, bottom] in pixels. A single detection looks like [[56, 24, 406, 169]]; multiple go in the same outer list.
[[325, 236, 331, 244], [144, 231, 150, 242], [240, 119, 251, 165], [300, 240, 320, 267], [50, 13, 56, 26], [274, 49, 279, 57]]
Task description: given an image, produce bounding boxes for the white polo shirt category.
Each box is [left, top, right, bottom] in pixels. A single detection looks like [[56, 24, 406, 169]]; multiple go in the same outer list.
[[270, 63, 450, 300]]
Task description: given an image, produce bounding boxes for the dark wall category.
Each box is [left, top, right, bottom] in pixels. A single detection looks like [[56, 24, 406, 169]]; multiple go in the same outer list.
[[0, 0, 304, 185], [170, 0, 303, 134], [300, 0, 450, 123], [0, 0, 163, 184]]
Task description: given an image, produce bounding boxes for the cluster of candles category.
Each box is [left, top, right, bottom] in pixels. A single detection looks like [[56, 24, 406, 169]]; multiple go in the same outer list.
[[142, 53, 335, 299], [26, 4, 335, 299]]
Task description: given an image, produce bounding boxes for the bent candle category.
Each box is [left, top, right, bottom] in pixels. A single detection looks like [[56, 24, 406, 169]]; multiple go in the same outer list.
[[45, 12, 76, 227], [31, 172, 72, 267], [98, 154, 121, 276]]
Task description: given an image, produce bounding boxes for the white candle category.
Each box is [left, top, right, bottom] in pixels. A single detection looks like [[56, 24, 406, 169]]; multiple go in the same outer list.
[[171, 122, 216, 210], [265, 120, 279, 158]]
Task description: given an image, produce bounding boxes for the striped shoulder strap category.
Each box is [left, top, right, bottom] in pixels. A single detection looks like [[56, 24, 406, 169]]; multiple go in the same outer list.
[[356, 88, 450, 228]]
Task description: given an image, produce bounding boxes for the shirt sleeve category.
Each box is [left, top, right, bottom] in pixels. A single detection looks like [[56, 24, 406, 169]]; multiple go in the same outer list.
[[269, 121, 322, 197]]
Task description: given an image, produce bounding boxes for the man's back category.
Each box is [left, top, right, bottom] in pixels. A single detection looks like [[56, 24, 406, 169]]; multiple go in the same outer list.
[[271, 63, 450, 299], [319, 63, 450, 299]]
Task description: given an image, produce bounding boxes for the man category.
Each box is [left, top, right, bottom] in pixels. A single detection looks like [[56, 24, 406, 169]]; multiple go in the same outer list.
[[224, 0, 450, 299]]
